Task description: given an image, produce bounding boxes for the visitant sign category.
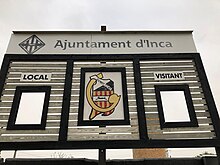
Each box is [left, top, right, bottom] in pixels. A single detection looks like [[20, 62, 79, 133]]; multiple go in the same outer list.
[[6, 31, 197, 54], [153, 72, 185, 81]]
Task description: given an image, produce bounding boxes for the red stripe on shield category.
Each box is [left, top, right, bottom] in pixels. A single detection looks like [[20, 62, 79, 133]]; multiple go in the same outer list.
[[93, 91, 113, 96]]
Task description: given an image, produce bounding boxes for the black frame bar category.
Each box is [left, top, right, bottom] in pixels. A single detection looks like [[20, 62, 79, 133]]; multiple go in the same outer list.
[[0, 53, 219, 150], [58, 60, 74, 141], [7, 86, 51, 130], [155, 84, 198, 129], [78, 67, 130, 126]]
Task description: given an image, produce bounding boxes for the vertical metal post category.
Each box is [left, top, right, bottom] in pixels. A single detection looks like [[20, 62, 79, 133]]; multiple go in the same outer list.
[[101, 25, 107, 32], [99, 123, 106, 165], [215, 147, 220, 165], [13, 150, 17, 158], [99, 149, 106, 165]]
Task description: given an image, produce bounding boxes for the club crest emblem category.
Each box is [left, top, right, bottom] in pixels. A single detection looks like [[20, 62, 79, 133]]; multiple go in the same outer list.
[[78, 67, 130, 126], [86, 73, 121, 120]]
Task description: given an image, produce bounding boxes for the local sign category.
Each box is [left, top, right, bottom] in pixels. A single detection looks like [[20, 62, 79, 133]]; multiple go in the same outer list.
[[20, 73, 52, 82]]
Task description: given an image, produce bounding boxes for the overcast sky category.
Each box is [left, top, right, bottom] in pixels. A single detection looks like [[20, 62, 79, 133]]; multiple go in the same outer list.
[[0, 0, 220, 159]]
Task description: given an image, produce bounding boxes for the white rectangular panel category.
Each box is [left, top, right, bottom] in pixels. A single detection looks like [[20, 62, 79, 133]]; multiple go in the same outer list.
[[15, 92, 46, 124], [160, 91, 190, 122]]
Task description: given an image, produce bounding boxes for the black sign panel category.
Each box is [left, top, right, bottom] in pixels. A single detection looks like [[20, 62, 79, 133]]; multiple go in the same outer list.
[[0, 53, 219, 150]]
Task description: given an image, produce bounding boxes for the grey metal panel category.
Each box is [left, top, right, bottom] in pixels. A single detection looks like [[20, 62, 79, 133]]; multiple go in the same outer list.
[[0, 61, 67, 142], [67, 60, 140, 141], [140, 59, 215, 140]]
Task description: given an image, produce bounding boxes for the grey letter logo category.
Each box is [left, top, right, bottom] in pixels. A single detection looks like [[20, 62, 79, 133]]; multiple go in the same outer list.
[[19, 35, 45, 54]]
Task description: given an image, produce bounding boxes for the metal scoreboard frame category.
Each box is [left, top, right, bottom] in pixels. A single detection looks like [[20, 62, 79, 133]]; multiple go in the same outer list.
[[0, 53, 220, 151]]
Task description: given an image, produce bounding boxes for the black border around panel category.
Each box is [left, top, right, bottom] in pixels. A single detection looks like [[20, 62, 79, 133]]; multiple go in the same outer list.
[[7, 86, 51, 130], [0, 55, 10, 101], [58, 60, 74, 141], [0, 53, 219, 150], [133, 58, 148, 140], [1, 139, 220, 150], [194, 55, 220, 138], [78, 67, 130, 126], [155, 84, 198, 129]]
